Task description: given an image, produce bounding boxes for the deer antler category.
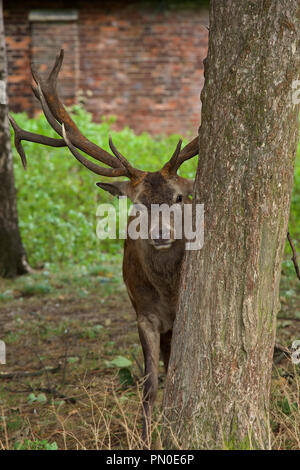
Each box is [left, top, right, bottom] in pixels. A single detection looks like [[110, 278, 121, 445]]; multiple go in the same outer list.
[[10, 48, 198, 177], [30, 50, 123, 169], [61, 124, 127, 177], [9, 49, 144, 179], [163, 136, 199, 175], [108, 136, 139, 178], [8, 115, 66, 169]]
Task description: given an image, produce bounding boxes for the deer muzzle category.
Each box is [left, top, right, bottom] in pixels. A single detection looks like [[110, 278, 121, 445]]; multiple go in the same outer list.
[[149, 224, 176, 250]]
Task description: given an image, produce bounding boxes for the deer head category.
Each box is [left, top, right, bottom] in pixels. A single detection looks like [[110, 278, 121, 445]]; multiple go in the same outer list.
[[9, 50, 199, 250]]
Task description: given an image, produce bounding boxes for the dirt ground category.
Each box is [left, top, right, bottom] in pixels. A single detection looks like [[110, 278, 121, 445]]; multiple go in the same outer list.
[[0, 258, 299, 449], [0, 262, 150, 449]]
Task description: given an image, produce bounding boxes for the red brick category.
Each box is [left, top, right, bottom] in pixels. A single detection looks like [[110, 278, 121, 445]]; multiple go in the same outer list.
[[4, 0, 208, 136]]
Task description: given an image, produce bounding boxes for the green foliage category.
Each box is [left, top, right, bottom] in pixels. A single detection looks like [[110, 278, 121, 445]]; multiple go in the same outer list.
[[289, 139, 300, 242], [27, 392, 47, 404], [10, 108, 300, 272], [118, 368, 135, 387], [104, 355, 134, 387], [278, 396, 298, 416], [80, 323, 104, 339], [14, 439, 58, 450], [11, 108, 196, 269], [105, 355, 133, 368], [284, 137, 300, 264], [20, 281, 52, 296]]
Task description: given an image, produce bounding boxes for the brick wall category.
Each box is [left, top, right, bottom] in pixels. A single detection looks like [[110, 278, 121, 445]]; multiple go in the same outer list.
[[4, 0, 208, 136], [31, 15, 79, 110], [4, 3, 32, 114]]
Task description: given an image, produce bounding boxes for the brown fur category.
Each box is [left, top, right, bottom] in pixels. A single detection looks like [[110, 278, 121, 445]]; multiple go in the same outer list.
[[8, 49, 199, 447], [98, 170, 194, 444]]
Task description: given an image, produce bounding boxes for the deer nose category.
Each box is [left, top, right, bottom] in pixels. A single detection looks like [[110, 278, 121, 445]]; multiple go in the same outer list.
[[150, 226, 170, 240], [149, 225, 175, 249]]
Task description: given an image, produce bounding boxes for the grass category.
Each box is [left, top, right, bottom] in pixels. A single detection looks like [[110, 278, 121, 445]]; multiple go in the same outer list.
[[0, 265, 147, 450], [0, 254, 299, 450], [0, 110, 299, 449]]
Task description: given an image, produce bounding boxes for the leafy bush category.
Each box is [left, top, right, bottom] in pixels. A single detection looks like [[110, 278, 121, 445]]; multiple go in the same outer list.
[[289, 138, 300, 243], [14, 439, 58, 450], [11, 107, 196, 269], [10, 107, 299, 269]]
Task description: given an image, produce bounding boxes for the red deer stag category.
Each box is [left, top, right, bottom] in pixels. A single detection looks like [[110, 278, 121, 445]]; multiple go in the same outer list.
[[9, 50, 199, 444]]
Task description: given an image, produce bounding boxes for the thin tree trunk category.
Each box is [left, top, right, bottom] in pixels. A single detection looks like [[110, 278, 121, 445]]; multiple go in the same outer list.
[[163, 0, 300, 449], [0, 0, 30, 278]]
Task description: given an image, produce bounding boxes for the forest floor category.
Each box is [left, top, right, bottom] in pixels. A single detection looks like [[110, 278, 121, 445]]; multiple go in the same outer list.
[[0, 255, 299, 450]]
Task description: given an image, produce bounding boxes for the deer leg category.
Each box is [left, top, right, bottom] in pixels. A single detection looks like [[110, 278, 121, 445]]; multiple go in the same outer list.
[[160, 330, 172, 373], [138, 317, 160, 447]]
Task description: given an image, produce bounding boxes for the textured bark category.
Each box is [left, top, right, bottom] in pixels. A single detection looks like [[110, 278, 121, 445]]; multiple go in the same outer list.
[[163, 0, 300, 449], [0, 0, 29, 278]]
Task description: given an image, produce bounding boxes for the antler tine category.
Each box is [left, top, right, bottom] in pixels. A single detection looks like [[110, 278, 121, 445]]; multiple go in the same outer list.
[[174, 136, 199, 171], [48, 48, 64, 84], [31, 49, 126, 170], [109, 136, 143, 179], [167, 139, 183, 168], [36, 86, 141, 179], [163, 136, 199, 174], [32, 83, 63, 136], [31, 49, 64, 90], [62, 124, 128, 177], [31, 87, 130, 177], [9, 114, 66, 169]]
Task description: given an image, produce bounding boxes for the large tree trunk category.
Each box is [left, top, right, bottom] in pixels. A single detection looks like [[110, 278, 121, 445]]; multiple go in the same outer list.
[[163, 0, 300, 449], [0, 0, 29, 278]]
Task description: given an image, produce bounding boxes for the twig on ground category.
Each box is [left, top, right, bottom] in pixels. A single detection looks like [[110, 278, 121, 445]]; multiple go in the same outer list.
[[6, 381, 76, 404], [35, 387, 76, 404], [26, 345, 52, 391], [274, 343, 291, 356], [61, 332, 70, 387], [273, 343, 291, 365], [0, 365, 60, 379]]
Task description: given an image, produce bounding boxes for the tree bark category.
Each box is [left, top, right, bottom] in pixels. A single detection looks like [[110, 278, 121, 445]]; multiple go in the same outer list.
[[163, 0, 300, 449], [0, 0, 29, 278]]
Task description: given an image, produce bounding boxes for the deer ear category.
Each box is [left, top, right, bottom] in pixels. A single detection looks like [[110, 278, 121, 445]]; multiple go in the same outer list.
[[96, 181, 130, 197]]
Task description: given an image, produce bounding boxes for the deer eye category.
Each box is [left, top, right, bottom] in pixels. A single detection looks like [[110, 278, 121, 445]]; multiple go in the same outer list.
[[176, 194, 183, 203]]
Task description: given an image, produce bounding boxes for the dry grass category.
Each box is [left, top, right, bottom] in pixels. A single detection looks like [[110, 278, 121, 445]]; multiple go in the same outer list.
[[0, 375, 164, 450], [1, 362, 300, 450], [0, 260, 299, 450], [270, 367, 300, 450]]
